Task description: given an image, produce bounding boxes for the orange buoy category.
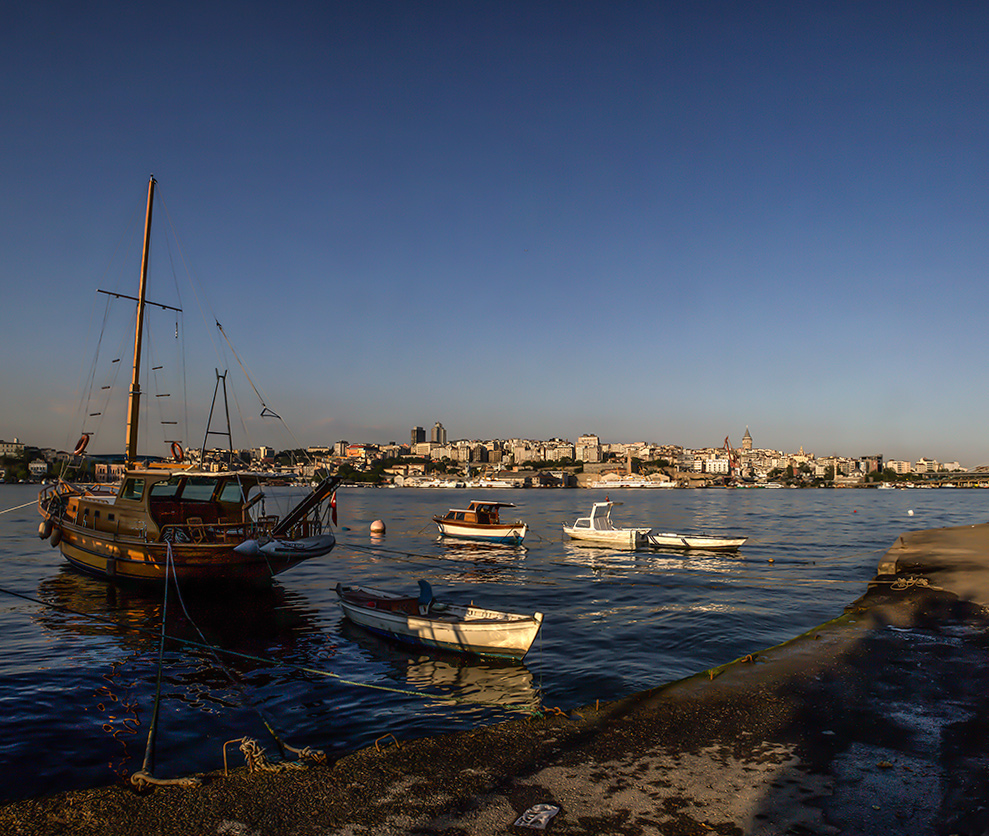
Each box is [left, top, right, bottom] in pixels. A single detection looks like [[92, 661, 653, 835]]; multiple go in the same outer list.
[[73, 434, 90, 456]]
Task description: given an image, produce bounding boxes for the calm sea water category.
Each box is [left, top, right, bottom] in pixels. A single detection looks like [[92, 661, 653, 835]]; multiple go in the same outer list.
[[0, 482, 985, 801]]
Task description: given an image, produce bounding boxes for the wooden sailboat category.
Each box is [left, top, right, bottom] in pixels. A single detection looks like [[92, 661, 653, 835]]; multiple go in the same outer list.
[[37, 176, 341, 583]]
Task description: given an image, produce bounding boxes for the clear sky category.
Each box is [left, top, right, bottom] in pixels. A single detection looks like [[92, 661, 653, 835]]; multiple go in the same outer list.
[[3, 2, 989, 466]]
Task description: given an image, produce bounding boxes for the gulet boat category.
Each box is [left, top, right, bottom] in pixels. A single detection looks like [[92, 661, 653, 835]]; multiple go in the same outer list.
[[37, 176, 342, 584]]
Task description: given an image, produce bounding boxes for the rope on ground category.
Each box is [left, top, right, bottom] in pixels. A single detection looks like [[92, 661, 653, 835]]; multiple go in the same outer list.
[[888, 576, 932, 590], [222, 737, 309, 776]]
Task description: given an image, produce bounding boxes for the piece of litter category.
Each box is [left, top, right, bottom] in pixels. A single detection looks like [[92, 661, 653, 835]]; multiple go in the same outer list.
[[514, 804, 560, 829]]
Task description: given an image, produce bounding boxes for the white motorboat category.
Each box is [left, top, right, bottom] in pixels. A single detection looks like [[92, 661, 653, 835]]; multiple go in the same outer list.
[[335, 581, 544, 659], [562, 501, 651, 549], [645, 532, 747, 552]]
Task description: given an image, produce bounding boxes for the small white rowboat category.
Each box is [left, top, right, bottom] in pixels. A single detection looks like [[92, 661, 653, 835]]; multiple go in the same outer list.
[[335, 581, 544, 659], [646, 532, 748, 551]]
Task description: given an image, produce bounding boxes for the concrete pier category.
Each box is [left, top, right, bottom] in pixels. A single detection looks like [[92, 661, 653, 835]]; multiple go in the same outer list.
[[3, 523, 989, 835]]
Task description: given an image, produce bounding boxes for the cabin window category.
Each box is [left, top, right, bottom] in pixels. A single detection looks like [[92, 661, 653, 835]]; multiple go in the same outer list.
[[108, 514, 115, 521], [120, 479, 145, 501], [218, 481, 246, 504], [181, 477, 219, 502], [149, 478, 181, 499], [454, 512, 465, 521]]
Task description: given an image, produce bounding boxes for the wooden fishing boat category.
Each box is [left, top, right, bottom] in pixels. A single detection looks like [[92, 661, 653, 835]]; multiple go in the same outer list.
[[645, 532, 748, 551], [335, 581, 544, 659], [563, 501, 651, 549], [37, 176, 341, 583], [433, 500, 527, 544]]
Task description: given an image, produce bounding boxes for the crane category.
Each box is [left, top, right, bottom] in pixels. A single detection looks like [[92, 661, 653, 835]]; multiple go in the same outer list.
[[724, 436, 740, 483]]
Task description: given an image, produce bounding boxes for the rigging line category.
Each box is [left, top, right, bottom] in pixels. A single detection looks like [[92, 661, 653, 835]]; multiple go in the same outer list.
[[213, 321, 317, 469], [155, 188, 225, 367], [77, 293, 113, 442], [214, 321, 277, 418], [0, 585, 539, 712]]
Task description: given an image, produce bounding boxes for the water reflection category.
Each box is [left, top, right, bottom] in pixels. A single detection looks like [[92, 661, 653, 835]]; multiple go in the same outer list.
[[32, 566, 337, 712], [338, 620, 540, 712], [434, 538, 527, 561]]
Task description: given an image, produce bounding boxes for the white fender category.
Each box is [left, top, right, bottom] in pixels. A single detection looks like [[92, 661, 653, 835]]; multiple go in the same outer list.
[[233, 539, 260, 556]]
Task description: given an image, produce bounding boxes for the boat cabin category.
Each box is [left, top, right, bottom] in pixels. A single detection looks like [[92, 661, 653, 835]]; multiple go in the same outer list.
[[439, 501, 515, 526], [56, 469, 269, 544], [570, 501, 621, 532]]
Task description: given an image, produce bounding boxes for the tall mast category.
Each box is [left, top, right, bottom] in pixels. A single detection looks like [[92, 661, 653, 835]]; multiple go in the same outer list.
[[125, 175, 156, 463]]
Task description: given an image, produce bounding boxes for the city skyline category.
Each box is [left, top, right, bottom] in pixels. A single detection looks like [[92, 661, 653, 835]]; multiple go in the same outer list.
[[4, 4, 989, 465], [0, 423, 970, 472]]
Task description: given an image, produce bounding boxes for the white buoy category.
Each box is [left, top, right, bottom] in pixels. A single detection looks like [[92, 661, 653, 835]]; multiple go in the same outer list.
[[370, 520, 386, 535], [908, 509, 914, 516]]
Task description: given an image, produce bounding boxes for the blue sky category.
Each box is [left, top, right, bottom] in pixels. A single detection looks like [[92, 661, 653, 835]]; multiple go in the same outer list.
[[3, 2, 989, 465]]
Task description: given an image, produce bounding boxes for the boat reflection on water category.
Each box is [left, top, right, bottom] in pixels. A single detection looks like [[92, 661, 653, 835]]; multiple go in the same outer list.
[[430, 539, 529, 584], [559, 542, 683, 574], [338, 619, 541, 713], [560, 541, 746, 574], [34, 567, 331, 674], [434, 538, 527, 562]]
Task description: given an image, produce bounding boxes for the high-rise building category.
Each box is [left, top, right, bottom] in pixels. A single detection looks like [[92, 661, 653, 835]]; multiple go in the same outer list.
[[431, 422, 447, 445], [411, 426, 425, 446]]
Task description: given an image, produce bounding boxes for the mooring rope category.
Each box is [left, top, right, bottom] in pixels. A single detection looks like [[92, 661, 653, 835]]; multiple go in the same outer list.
[[0, 585, 541, 713], [130, 543, 200, 789], [0, 500, 38, 516], [162, 544, 327, 767]]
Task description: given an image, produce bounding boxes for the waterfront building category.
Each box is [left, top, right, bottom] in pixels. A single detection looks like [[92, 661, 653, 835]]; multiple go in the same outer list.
[[576, 434, 601, 463], [431, 422, 447, 445], [0, 439, 25, 457], [857, 455, 883, 474], [888, 460, 913, 475]]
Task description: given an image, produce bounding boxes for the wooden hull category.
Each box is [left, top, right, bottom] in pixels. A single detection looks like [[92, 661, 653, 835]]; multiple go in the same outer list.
[[47, 521, 328, 583], [646, 532, 747, 551], [336, 585, 543, 659], [434, 518, 527, 544]]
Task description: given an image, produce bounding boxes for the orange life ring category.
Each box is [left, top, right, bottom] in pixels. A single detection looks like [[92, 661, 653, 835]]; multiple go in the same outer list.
[[170, 442, 184, 462], [73, 435, 90, 456]]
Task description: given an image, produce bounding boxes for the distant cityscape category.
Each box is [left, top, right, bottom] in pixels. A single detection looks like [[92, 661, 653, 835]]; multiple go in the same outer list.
[[0, 424, 978, 487]]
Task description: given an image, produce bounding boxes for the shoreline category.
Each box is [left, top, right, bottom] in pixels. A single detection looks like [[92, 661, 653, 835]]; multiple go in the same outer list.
[[3, 524, 989, 834]]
